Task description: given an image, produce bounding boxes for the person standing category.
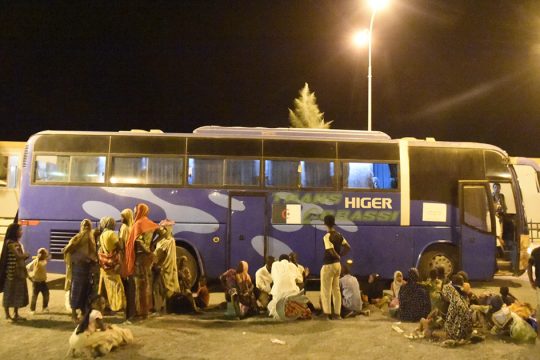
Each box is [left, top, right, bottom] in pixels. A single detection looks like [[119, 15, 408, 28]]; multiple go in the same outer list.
[[0, 223, 30, 322], [528, 245, 540, 337], [27, 248, 50, 315], [118, 208, 134, 318], [492, 182, 507, 255], [152, 220, 180, 313], [124, 203, 159, 319], [63, 219, 97, 322], [98, 217, 126, 313], [320, 215, 350, 320]]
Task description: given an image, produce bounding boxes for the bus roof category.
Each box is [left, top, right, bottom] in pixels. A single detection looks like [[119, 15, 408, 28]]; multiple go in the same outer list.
[[30, 128, 507, 155]]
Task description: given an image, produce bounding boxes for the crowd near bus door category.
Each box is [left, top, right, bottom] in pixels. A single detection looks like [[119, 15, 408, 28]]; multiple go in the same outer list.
[[459, 181, 497, 280], [229, 193, 267, 270]]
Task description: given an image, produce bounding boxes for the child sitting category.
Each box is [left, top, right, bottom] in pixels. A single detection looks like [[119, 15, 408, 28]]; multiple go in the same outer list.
[[499, 286, 517, 306], [193, 276, 210, 309], [68, 295, 133, 358], [26, 248, 50, 315]]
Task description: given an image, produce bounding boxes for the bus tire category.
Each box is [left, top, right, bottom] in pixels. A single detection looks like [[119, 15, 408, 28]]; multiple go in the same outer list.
[[176, 246, 199, 289], [418, 246, 457, 279]]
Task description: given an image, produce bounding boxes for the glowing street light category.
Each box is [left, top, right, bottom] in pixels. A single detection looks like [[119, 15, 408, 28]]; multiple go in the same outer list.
[[354, 0, 390, 131]]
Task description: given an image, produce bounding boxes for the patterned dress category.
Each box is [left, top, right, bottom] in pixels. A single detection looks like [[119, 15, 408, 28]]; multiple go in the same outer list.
[[2, 240, 29, 308], [442, 283, 473, 340]]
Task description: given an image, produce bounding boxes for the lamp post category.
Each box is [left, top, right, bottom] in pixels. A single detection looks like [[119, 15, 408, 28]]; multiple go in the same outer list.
[[354, 0, 389, 131]]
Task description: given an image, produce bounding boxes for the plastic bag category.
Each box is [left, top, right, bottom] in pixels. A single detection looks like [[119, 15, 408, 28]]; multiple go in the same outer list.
[[510, 313, 536, 343]]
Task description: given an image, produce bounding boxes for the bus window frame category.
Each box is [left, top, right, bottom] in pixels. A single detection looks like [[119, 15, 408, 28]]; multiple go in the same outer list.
[[32, 152, 108, 186], [186, 155, 263, 189], [107, 153, 185, 188], [341, 159, 400, 192], [262, 156, 338, 191]]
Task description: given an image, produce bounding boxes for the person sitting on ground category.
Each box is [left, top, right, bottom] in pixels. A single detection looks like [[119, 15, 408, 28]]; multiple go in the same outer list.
[[68, 294, 133, 358], [220, 266, 241, 318], [339, 265, 367, 318], [389, 270, 405, 316], [27, 248, 50, 315], [425, 268, 445, 315], [398, 268, 431, 322], [268, 254, 311, 320], [235, 261, 258, 317], [289, 252, 309, 291], [170, 255, 199, 313], [193, 276, 210, 309], [255, 256, 274, 310], [363, 273, 387, 308], [457, 270, 477, 304], [499, 286, 517, 306], [441, 275, 473, 341]]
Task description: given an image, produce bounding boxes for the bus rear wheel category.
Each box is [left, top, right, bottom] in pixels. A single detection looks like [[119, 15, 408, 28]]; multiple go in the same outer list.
[[176, 246, 199, 289], [418, 247, 457, 279]]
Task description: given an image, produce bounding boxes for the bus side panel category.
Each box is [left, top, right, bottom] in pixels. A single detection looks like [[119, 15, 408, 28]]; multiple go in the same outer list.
[[267, 225, 317, 275], [175, 224, 226, 280]]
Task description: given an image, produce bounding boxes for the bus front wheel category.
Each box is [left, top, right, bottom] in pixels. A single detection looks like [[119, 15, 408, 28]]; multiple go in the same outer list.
[[418, 247, 457, 279], [176, 246, 199, 289]]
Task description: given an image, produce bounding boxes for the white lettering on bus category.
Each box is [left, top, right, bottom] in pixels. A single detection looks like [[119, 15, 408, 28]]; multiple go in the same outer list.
[[344, 197, 393, 209]]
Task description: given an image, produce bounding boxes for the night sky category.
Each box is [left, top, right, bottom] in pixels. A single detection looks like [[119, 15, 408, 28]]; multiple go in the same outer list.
[[2, 1, 540, 156]]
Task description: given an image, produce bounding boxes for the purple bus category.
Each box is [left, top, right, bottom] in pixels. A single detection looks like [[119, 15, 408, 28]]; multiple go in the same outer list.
[[18, 127, 530, 283]]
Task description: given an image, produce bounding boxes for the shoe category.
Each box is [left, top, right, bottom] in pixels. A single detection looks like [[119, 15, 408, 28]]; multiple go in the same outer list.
[[331, 315, 343, 320], [42, 308, 49, 313], [29, 311, 36, 316]]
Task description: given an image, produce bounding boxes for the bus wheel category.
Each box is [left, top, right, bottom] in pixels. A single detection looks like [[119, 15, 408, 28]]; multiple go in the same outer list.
[[418, 247, 457, 279], [176, 246, 199, 289]]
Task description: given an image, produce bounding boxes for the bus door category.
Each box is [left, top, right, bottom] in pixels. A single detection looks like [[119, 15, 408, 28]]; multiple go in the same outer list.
[[228, 193, 267, 270], [459, 181, 496, 280]]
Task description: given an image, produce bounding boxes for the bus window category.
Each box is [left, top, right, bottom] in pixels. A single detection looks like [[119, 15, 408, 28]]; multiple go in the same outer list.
[[264, 159, 299, 188], [224, 159, 260, 186], [300, 160, 335, 188], [34, 155, 70, 182], [342, 162, 398, 190], [188, 158, 223, 186], [147, 158, 183, 185], [498, 182, 516, 215], [111, 156, 183, 185], [463, 185, 492, 232], [70, 156, 106, 183]]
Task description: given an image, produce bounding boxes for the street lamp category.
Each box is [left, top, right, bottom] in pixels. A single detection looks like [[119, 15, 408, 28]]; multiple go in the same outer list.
[[354, 0, 390, 131]]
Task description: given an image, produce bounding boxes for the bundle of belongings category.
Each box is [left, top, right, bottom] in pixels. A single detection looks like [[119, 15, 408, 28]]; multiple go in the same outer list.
[[490, 302, 537, 344]]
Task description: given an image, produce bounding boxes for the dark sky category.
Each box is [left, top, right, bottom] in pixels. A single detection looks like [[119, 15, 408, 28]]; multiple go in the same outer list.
[[2, 1, 540, 156]]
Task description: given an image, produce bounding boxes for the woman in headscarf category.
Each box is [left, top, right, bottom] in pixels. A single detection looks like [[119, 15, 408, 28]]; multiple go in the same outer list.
[[98, 216, 126, 312], [118, 209, 134, 252], [442, 275, 473, 340], [235, 261, 258, 316], [0, 223, 29, 321], [123, 203, 159, 319], [153, 220, 180, 302], [389, 270, 405, 316], [398, 268, 431, 322], [63, 219, 97, 322]]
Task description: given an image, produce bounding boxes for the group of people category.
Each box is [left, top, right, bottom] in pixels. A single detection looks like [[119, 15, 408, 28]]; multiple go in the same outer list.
[[219, 214, 368, 321], [363, 265, 539, 344], [0, 207, 538, 356], [0, 202, 209, 357], [62, 204, 202, 324]]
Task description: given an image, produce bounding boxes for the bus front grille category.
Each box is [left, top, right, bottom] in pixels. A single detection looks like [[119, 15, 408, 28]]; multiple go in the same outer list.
[[49, 230, 78, 260]]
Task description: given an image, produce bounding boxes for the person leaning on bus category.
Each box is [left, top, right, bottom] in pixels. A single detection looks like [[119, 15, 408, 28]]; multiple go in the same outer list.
[[321, 215, 350, 320]]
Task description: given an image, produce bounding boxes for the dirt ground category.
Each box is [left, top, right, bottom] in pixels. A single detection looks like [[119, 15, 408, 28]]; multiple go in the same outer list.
[[0, 273, 538, 360]]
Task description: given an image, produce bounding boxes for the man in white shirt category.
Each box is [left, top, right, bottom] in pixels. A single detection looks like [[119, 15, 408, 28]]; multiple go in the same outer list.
[[289, 252, 309, 291], [267, 254, 303, 319], [255, 256, 274, 309]]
